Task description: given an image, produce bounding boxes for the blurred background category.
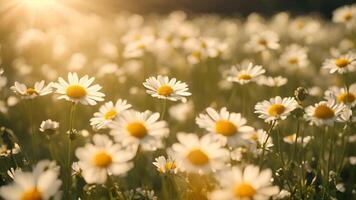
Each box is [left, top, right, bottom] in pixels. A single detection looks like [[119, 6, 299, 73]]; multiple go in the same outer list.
[[89, 0, 354, 17]]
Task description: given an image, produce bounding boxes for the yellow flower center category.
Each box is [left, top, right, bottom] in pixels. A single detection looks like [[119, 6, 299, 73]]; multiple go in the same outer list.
[[93, 151, 112, 168], [104, 110, 117, 120], [26, 88, 38, 96], [344, 12, 353, 21], [191, 51, 202, 59], [238, 74, 252, 80], [268, 104, 285, 116], [66, 85, 86, 99], [165, 162, 177, 170], [335, 58, 350, 68], [296, 21, 305, 29], [313, 105, 335, 119], [127, 122, 148, 139], [250, 133, 258, 141], [157, 85, 174, 96], [187, 148, 209, 166], [337, 93, 355, 104], [286, 134, 296, 142], [258, 39, 267, 46], [215, 120, 238, 136], [21, 188, 42, 200], [234, 182, 256, 198], [288, 57, 299, 65]]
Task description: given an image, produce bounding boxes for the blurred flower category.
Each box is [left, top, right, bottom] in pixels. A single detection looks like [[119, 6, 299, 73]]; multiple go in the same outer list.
[[257, 76, 288, 87], [0, 160, 62, 200], [169, 133, 229, 174], [90, 99, 132, 130], [246, 31, 280, 52], [305, 100, 345, 126], [75, 134, 136, 184], [333, 4, 356, 29], [227, 63, 265, 85], [39, 119, 59, 134], [255, 96, 299, 122], [322, 52, 356, 74], [0, 143, 20, 157], [10, 81, 52, 99], [169, 101, 194, 122], [283, 133, 312, 146], [324, 83, 356, 107], [209, 165, 279, 200], [109, 110, 168, 151], [153, 156, 178, 174], [53, 72, 105, 105], [143, 75, 191, 102], [243, 129, 273, 153], [279, 44, 309, 69], [196, 107, 254, 147], [7, 167, 22, 180]]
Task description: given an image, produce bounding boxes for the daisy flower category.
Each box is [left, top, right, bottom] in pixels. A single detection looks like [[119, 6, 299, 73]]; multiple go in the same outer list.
[[0, 160, 62, 200], [227, 63, 266, 85], [196, 107, 254, 147], [242, 129, 273, 154], [168, 133, 229, 174], [90, 99, 132, 130], [109, 110, 169, 151], [333, 5, 356, 29], [305, 100, 345, 126], [324, 83, 356, 107], [75, 134, 136, 184], [256, 76, 288, 87], [153, 156, 178, 174], [143, 75, 191, 102], [39, 119, 59, 134], [283, 133, 312, 145], [10, 80, 52, 99], [322, 52, 356, 74], [53, 72, 105, 105], [209, 165, 279, 200], [279, 44, 309, 69], [255, 96, 299, 122], [246, 31, 280, 52]]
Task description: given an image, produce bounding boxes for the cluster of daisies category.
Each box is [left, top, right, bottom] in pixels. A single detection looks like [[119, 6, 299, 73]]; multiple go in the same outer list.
[[0, 3, 355, 200]]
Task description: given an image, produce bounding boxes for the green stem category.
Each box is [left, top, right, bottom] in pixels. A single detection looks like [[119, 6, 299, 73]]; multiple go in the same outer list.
[[161, 99, 167, 120], [65, 102, 77, 199], [292, 119, 300, 163], [259, 121, 276, 168]]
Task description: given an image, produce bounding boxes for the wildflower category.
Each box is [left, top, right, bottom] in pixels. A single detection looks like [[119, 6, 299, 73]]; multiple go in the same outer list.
[[209, 165, 279, 200], [243, 129, 274, 153], [53, 72, 105, 105], [168, 101, 194, 122], [0, 160, 62, 200], [246, 31, 280, 52], [255, 96, 299, 122], [153, 156, 178, 174], [90, 99, 132, 130], [324, 83, 356, 107], [256, 76, 288, 87], [10, 80, 52, 99], [109, 110, 169, 151], [322, 52, 356, 74], [39, 119, 59, 134], [75, 134, 136, 184], [169, 133, 229, 174], [283, 133, 312, 146], [279, 44, 309, 69], [143, 75, 191, 102], [305, 100, 345, 126], [227, 63, 266, 85], [333, 4, 356, 29], [196, 107, 254, 147]]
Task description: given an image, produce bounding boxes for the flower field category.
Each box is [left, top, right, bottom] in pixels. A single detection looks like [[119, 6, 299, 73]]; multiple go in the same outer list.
[[0, 1, 355, 199]]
